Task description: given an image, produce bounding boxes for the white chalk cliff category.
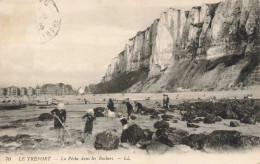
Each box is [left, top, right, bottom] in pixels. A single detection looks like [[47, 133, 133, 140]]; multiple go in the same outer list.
[[98, 0, 259, 93]]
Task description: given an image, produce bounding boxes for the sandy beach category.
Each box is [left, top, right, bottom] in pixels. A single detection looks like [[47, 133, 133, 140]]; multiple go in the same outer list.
[[1, 89, 260, 164]]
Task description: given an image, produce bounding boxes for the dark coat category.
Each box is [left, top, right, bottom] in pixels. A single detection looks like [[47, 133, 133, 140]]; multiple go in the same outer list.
[[166, 97, 169, 103], [51, 108, 66, 129], [107, 100, 115, 111], [120, 118, 128, 143], [126, 102, 133, 115]]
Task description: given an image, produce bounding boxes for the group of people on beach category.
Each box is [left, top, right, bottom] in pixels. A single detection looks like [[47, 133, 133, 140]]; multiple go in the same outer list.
[[50, 98, 144, 144]]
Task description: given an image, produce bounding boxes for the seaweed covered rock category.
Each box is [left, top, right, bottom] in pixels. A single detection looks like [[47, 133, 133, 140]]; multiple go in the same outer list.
[[154, 121, 170, 129], [94, 131, 119, 150], [155, 129, 174, 147], [155, 128, 189, 147], [125, 124, 146, 145]]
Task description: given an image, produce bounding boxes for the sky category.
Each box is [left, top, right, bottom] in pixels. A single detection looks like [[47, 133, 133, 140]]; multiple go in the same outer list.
[[0, 0, 220, 89]]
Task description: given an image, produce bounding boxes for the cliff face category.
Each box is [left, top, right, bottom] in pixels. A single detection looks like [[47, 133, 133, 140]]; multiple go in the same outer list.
[[99, 0, 259, 93]]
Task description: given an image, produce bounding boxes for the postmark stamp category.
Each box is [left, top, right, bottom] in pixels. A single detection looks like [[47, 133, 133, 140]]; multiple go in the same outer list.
[[37, 0, 61, 44]]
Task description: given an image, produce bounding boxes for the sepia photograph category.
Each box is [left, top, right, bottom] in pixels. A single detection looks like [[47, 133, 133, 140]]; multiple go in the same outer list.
[[0, 0, 260, 163]]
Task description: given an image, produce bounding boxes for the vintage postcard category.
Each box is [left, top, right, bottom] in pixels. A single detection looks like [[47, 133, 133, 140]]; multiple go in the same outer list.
[[0, 0, 260, 163]]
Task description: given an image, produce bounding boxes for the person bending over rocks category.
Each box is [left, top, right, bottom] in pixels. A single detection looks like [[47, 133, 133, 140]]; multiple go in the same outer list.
[[134, 101, 143, 115], [51, 103, 66, 143]]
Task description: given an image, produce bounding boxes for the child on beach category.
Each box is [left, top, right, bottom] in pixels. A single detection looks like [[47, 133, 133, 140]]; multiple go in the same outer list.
[[82, 109, 96, 142], [51, 103, 67, 143]]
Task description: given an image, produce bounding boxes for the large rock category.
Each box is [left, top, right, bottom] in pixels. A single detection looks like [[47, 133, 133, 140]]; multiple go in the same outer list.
[[94, 131, 119, 150], [125, 124, 146, 145], [155, 129, 175, 147], [155, 128, 189, 147], [38, 113, 53, 121], [93, 107, 105, 117], [154, 121, 170, 129]]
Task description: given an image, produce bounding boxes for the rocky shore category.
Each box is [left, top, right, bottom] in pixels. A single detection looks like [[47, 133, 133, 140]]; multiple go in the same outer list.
[[1, 97, 260, 155]]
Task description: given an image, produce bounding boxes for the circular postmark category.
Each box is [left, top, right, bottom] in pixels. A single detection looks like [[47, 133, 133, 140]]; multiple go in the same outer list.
[[37, 0, 61, 44]]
